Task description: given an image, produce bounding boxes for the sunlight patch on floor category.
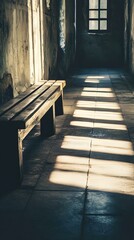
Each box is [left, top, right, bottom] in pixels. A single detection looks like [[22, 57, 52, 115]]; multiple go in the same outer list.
[[49, 75, 134, 195], [92, 144, 134, 156], [61, 135, 91, 151], [52, 155, 89, 165], [70, 120, 127, 130], [86, 76, 105, 79], [81, 92, 115, 97], [83, 87, 112, 92], [92, 138, 133, 149], [70, 120, 94, 128], [76, 100, 120, 109], [89, 159, 134, 178], [49, 169, 87, 189], [88, 158, 134, 195], [73, 109, 123, 121]]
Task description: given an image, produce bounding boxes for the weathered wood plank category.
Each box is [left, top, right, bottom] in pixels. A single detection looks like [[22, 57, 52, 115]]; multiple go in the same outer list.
[[41, 104, 55, 138], [0, 127, 23, 190], [56, 80, 66, 89], [55, 92, 64, 116], [0, 82, 45, 117], [0, 81, 56, 121], [18, 89, 61, 139], [18, 125, 36, 140], [24, 89, 62, 130], [12, 85, 62, 128], [0, 80, 66, 129], [11, 81, 65, 127]]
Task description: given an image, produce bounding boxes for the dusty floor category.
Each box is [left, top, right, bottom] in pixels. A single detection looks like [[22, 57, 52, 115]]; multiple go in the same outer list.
[[0, 68, 134, 240]]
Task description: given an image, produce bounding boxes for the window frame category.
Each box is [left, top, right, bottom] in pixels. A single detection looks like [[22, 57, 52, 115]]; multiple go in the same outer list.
[[88, 0, 109, 33]]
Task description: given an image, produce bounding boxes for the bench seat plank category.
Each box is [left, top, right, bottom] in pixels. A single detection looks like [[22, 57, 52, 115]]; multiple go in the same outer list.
[[0, 81, 56, 122], [0, 82, 46, 117], [12, 82, 63, 128]]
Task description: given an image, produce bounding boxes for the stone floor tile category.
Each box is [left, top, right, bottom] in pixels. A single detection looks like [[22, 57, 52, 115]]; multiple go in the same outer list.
[[25, 191, 84, 240], [89, 158, 134, 179], [87, 171, 134, 195], [92, 128, 130, 141], [85, 191, 134, 215], [0, 212, 39, 240], [21, 174, 40, 189], [56, 127, 93, 138], [0, 190, 32, 211], [92, 138, 133, 151], [64, 98, 77, 106], [35, 163, 88, 191], [94, 122, 127, 131], [89, 150, 134, 163], [94, 110, 124, 121], [96, 99, 121, 107], [82, 215, 134, 240], [120, 104, 134, 114], [64, 105, 76, 114], [46, 152, 89, 165]]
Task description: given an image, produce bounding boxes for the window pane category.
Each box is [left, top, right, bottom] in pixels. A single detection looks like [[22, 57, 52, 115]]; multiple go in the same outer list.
[[89, 20, 98, 30], [100, 0, 107, 9], [100, 20, 107, 30], [100, 10, 107, 18], [89, 10, 99, 19], [89, 0, 98, 9]]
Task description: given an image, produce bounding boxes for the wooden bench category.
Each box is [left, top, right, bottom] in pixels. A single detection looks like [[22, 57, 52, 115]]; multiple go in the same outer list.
[[0, 80, 66, 190]]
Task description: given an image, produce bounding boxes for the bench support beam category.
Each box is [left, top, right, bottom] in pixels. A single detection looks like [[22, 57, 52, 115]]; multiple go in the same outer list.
[[0, 128, 23, 190], [55, 92, 64, 116], [40, 104, 55, 138]]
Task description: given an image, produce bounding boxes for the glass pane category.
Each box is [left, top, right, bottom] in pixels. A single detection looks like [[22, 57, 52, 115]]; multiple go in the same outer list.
[[100, 20, 107, 30], [100, 10, 107, 18], [89, 20, 98, 30], [89, 10, 99, 19], [100, 0, 107, 9], [89, 0, 98, 9]]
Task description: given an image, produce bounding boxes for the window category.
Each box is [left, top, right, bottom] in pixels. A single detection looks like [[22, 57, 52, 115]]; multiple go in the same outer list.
[[89, 0, 108, 31]]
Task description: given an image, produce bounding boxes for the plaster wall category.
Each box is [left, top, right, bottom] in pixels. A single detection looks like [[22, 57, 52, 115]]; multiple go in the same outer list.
[[0, 0, 59, 103], [0, 0, 76, 104], [0, 0, 30, 99], [57, 0, 76, 78], [76, 0, 124, 68], [125, 0, 134, 74]]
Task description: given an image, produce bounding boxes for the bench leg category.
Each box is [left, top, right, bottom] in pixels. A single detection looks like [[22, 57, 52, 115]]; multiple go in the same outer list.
[[55, 93, 64, 116], [40, 104, 55, 138], [0, 127, 23, 191]]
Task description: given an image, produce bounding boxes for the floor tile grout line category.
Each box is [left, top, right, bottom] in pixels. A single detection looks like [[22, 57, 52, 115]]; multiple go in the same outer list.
[[79, 76, 126, 239], [80, 81, 100, 240]]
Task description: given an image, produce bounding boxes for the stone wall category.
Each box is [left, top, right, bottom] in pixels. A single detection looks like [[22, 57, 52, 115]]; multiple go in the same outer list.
[[0, 0, 76, 104], [57, 0, 76, 78], [124, 0, 134, 74], [0, 0, 30, 100], [76, 0, 125, 68]]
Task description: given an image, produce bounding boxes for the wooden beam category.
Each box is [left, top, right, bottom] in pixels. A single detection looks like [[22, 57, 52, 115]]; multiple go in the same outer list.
[[41, 104, 55, 138], [0, 128, 23, 190]]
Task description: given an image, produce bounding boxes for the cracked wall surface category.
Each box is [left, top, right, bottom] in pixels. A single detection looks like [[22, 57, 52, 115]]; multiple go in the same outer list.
[[0, 0, 76, 104]]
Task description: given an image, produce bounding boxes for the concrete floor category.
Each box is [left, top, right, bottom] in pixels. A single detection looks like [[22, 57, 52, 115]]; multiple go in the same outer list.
[[0, 69, 134, 240]]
